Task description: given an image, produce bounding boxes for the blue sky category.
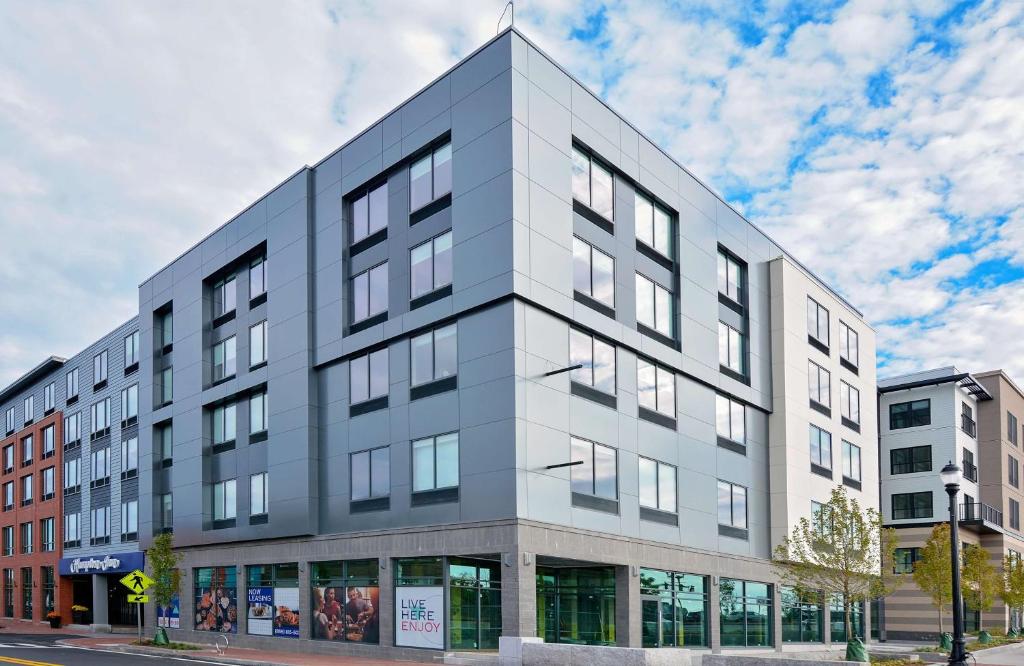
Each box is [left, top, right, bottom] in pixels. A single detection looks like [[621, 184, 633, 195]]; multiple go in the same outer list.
[[0, 0, 1022, 386]]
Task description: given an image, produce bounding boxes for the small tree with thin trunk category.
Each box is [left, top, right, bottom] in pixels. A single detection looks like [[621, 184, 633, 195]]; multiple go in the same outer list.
[[147, 532, 181, 642], [962, 544, 1000, 632], [912, 523, 953, 634], [774, 486, 901, 649], [1001, 555, 1024, 632]]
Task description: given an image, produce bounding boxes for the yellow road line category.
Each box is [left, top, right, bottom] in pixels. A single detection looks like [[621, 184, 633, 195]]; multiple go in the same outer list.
[[0, 655, 62, 666]]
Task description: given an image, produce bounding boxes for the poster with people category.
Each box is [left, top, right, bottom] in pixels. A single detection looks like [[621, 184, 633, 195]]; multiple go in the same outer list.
[[194, 567, 238, 633], [311, 585, 379, 643], [395, 586, 444, 649], [158, 592, 180, 629], [247, 586, 300, 638]]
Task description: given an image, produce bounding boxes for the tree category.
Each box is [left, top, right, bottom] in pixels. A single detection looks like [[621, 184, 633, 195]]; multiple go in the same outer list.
[[147, 532, 181, 643], [912, 523, 953, 634], [962, 544, 1001, 632], [1001, 555, 1024, 632], [774, 486, 901, 645]]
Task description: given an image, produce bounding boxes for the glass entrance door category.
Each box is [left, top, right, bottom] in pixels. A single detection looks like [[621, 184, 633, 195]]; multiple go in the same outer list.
[[642, 596, 661, 647]]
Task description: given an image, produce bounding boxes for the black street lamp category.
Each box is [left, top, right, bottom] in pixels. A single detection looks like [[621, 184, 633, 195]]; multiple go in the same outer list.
[[940, 461, 968, 666]]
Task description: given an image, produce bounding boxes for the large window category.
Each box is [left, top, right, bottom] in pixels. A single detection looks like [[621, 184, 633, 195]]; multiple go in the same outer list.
[[20, 567, 31, 619], [636, 274, 672, 338], [570, 437, 617, 500], [2, 445, 10, 473], [43, 382, 54, 413], [893, 547, 922, 574], [2, 482, 11, 510], [1012, 499, 1021, 530], [637, 359, 674, 418], [890, 399, 930, 429], [808, 361, 831, 408], [410, 142, 452, 211], [892, 492, 932, 520], [1, 527, 10, 556], [350, 349, 388, 404], [250, 473, 268, 517], [716, 395, 746, 446], [840, 381, 860, 425], [156, 423, 173, 465], [63, 459, 80, 495], [90, 447, 110, 486], [213, 275, 236, 319], [125, 330, 140, 367], [20, 435, 32, 466], [781, 586, 822, 643], [809, 425, 832, 472], [572, 237, 614, 309], [121, 500, 138, 541], [63, 413, 80, 449], [412, 433, 459, 492], [311, 560, 380, 644], [213, 336, 237, 381], [194, 566, 237, 633], [41, 425, 54, 458], [246, 563, 299, 638], [638, 457, 676, 513], [121, 384, 138, 425], [158, 310, 174, 348], [66, 368, 78, 401], [93, 350, 108, 386], [250, 321, 267, 367], [250, 392, 268, 435], [1010, 455, 1020, 489], [830, 595, 865, 641], [718, 322, 745, 375], [536, 566, 616, 646], [213, 479, 237, 521], [158, 367, 173, 406], [213, 404, 237, 447], [351, 447, 390, 501], [839, 321, 858, 368], [717, 250, 744, 304], [891, 445, 931, 474], [640, 570, 708, 647], [1010, 412, 1019, 446], [569, 329, 615, 396], [717, 481, 747, 530], [20, 475, 32, 506], [63, 513, 80, 549], [410, 231, 453, 300], [250, 254, 267, 300], [23, 396, 33, 424], [40, 518, 54, 553], [720, 579, 772, 647], [90, 506, 110, 545], [352, 263, 389, 323], [806, 297, 829, 348], [634, 192, 672, 258], [410, 324, 457, 387], [41, 467, 54, 500], [842, 441, 862, 483], [159, 493, 173, 531], [571, 146, 613, 220], [121, 437, 138, 479], [352, 182, 388, 243], [3, 408, 12, 435]]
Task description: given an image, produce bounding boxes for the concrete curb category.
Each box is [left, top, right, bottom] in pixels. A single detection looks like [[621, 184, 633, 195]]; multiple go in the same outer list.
[[57, 639, 289, 666]]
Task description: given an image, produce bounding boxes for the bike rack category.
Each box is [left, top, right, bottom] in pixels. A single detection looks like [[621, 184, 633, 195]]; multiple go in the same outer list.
[[215, 633, 229, 655]]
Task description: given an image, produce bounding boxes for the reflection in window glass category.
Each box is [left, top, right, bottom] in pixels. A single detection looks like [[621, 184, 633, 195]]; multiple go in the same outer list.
[[352, 263, 389, 322], [410, 231, 453, 299], [572, 237, 614, 308], [639, 457, 676, 512], [569, 329, 615, 395], [716, 395, 746, 444], [410, 324, 457, 387], [570, 437, 617, 500], [636, 274, 672, 337], [412, 433, 459, 492]]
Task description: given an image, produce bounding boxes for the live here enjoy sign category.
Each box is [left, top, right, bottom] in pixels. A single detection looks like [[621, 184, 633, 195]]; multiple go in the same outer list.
[[394, 586, 444, 649]]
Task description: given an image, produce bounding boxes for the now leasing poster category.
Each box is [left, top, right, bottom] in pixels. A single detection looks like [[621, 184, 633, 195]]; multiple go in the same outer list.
[[394, 586, 444, 649]]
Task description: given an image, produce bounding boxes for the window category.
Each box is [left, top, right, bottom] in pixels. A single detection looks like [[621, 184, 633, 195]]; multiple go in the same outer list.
[[890, 447, 931, 476], [412, 432, 459, 492], [842, 441, 862, 483], [250, 254, 267, 300], [63, 413, 80, 448], [808, 361, 831, 408], [120, 384, 138, 424], [635, 192, 672, 258], [1012, 499, 1021, 530], [90, 447, 110, 486], [962, 402, 977, 437], [213, 404, 237, 446], [720, 579, 772, 647], [809, 424, 832, 471], [410, 142, 452, 211], [410, 323, 457, 387], [894, 547, 922, 574], [2, 482, 11, 510], [66, 368, 78, 400], [213, 479, 237, 521], [718, 322, 746, 375], [93, 350, 108, 386], [637, 358, 674, 417], [890, 399, 930, 429], [963, 448, 978, 482], [352, 262, 389, 322], [91, 398, 110, 437], [249, 321, 267, 367], [570, 437, 617, 500], [2, 446, 11, 473], [352, 182, 388, 243], [840, 381, 860, 425], [22, 396, 33, 424], [159, 493, 173, 531], [250, 473, 268, 517], [3, 408, 12, 434], [807, 297, 829, 348], [213, 336, 237, 381], [717, 481, 747, 529], [213, 275, 236, 318], [43, 383, 54, 413], [41, 467, 54, 500], [781, 587, 822, 644], [1011, 455, 1020, 489], [892, 492, 932, 520], [572, 237, 614, 309], [90, 506, 110, 544], [125, 330, 140, 367], [351, 447, 390, 501], [158, 367, 173, 405], [639, 457, 676, 513], [20, 475, 32, 506], [63, 513, 80, 548], [41, 425, 54, 458], [63, 459, 80, 494], [1010, 412, 1019, 446], [121, 437, 138, 479], [569, 329, 615, 395], [1, 527, 10, 556], [20, 435, 32, 466], [410, 231, 453, 299], [839, 321, 858, 368], [19, 522, 32, 554], [158, 310, 173, 348], [350, 349, 388, 404], [249, 392, 268, 435], [121, 500, 138, 541], [717, 250, 744, 303], [636, 273, 673, 338], [156, 423, 173, 464], [571, 146, 613, 220]]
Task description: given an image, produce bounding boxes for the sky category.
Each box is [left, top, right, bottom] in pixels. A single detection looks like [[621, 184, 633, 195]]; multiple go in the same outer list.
[[0, 0, 1021, 387]]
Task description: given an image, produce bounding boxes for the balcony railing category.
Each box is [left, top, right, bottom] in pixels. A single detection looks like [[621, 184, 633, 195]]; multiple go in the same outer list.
[[962, 415, 977, 437], [960, 501, 1002, 526], [963, 461, 979, 483]]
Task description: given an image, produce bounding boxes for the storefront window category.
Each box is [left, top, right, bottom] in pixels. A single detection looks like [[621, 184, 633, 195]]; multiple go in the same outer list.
[[21, 568, 32, 619], [41, 566, 55, 615], [720, 579, 772, 647], [640, 569, 708, 647], [830, 594, 864, 641], [2, 569, 12, 617], [536, 567, 616, 646], [246, 563, 299, 638], [449, 558, 501, 650], [311, 560, 379, 644], [194, 566, 238, 633], [781, 586, 822, 643], [395, 557, 445, 650]]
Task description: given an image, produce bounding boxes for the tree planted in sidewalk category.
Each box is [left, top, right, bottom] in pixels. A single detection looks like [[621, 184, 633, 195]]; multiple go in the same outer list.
[[148, 531, 181, 644], [962, 543, 1000, 632], [912, 523, 953, 634]]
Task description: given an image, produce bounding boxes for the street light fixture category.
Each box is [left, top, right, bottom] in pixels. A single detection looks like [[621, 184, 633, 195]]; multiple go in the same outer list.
[[941, 461, 968, 666]]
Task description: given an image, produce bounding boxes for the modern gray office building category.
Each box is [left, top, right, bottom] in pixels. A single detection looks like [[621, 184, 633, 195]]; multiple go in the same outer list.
[[0, 28, 878, 658]]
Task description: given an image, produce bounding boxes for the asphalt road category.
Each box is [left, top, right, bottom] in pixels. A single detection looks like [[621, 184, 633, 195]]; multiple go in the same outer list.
[[0, 634, 226, 666]]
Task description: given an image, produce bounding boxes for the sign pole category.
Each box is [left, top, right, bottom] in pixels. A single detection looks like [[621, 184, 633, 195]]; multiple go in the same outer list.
[[137, 600, 142, 645]]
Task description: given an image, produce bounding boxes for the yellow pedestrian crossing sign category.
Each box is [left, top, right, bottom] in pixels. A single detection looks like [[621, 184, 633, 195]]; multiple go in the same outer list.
[[127, 594, 149, 603], [120, 569, 154, 594]]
